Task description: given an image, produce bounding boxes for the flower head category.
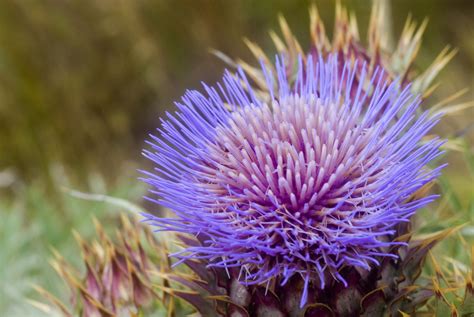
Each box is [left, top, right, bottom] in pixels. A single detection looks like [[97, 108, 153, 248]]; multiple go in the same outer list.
[[143, 55, 444, 307]]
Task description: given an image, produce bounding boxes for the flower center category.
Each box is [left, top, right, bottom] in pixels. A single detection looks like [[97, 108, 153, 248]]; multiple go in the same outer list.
[[199, 94, 383, 220]]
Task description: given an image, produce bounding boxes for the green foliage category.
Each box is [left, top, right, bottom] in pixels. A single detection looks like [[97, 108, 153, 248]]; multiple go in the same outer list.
[[0, 203, 42, 316]]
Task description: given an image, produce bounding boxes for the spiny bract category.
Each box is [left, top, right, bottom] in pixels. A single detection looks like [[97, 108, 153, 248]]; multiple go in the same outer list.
[[142, 54, 444, 308], [32, 216, 175, 316]]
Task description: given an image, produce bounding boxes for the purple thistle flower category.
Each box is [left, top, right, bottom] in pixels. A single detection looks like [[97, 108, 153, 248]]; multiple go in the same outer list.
[[142, 55, 444, 308]]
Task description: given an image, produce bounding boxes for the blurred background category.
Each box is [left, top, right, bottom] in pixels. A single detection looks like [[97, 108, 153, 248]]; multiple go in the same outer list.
[[0, 0, 472, 315]]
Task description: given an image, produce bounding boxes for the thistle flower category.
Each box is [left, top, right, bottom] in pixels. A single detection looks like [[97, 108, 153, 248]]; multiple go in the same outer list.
[[142, 52, 445, 309], [33, 3, 472, 317]]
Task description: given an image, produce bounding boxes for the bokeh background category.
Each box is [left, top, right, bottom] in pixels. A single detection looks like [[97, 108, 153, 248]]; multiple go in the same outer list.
[[0, 0, 472, 315]]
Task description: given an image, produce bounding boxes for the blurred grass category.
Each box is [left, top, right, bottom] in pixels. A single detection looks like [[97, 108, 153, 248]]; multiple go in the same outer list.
[[0, 0, 472, 315]]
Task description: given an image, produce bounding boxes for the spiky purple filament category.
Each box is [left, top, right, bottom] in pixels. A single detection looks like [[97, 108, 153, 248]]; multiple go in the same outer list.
[[142, 55, 444, 308]]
